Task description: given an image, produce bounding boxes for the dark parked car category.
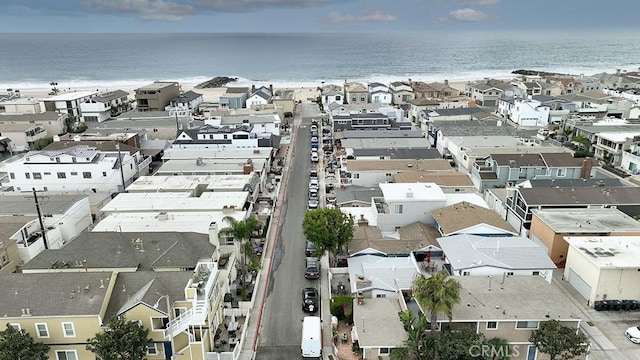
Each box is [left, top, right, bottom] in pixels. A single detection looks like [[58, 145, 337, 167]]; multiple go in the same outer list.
[[305, 241, 317, 256], [302, 287, 319, 313], [305, 257, 320, 279], [284, 111, 294, 118]]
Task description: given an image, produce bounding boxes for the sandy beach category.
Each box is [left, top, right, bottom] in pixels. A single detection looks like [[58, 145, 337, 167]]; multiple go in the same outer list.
[[13, 78, 507, 104]]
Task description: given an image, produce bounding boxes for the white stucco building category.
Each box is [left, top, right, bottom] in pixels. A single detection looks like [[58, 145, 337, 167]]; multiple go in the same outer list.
[[40, 91, 97, 117], [80, 90, 131, 122], [4, 145, 141, 193], [374, 183, 447, 232]]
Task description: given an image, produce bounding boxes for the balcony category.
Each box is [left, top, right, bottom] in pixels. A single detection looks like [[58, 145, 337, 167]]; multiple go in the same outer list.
[[373, 197, 389, 214], [206, 308, 251, 360]]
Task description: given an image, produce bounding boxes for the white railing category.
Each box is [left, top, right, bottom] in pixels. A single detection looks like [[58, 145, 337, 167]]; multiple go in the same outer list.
[[163, 300, 208, 338]]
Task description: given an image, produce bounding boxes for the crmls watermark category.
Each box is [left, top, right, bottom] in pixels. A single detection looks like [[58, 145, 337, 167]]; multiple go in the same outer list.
[[469, 344, 521, 358]]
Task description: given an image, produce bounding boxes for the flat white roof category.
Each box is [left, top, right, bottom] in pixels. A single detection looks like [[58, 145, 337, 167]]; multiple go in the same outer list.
[[342, 138, 428, 149], [444, 193, 488, 208], [40, 91, 97, 101], [163, 147, 272, 161], [127, 174, 254, 192], [156, 159, 266, 174], [379, 182, 446, 202], [448, 135, 521, 148], [92, 211, 245, 234], [532, 208, 640, 233], [597, 132, 640, 143], [566, 236, 640, 269], [99, 191, 249, 213]]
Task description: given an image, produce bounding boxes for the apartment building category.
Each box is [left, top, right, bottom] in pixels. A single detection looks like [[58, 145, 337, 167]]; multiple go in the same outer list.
[[135, 82, 180, 112]]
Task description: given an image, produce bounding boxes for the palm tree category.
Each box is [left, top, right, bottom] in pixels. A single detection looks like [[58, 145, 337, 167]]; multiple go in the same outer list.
[[412, 271, 460, 340], [485, 337, 510, 360], [219, 215, 261, 288]]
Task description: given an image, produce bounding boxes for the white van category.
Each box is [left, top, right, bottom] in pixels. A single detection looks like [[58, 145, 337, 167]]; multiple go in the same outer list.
[[301, 316, 322, 358]]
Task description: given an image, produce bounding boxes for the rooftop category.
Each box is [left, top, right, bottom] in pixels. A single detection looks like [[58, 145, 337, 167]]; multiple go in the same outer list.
[[135, 82, 178, 91], [437, 234, 556, 271], [566, 236, 640, 269], [490, 153, 584, 168], [334, 185, 382, 206], [220, 114, 280, 125], [393, 171, 474, 187], [348, 255, 421, 293], [352, 148, 441, 160], [40, 90, 97, 101], [126, 174, 256, 193], [379, 182, 446, 202], [336, 129, 423, 139], [104, 271, 193, 320], [433, 201, 516, 235], [93, 90, 129, 103], [156, 158, 267, 174], [532, 208, 640, 233], [23, 231, 213, 272], [352, 298, 407, 348], [0, 272, 111, 317], [517, 186, 640, 205], [349, 222, 440, 256], [92, 211, 244, 234], [0, 111, 62, 123], [341, 138, 428, 150], [452, 276, 580, 321], [99, 191, 249, 213], [346, 158, 453, 172], [0, 216, 37, 244], [0, 193, 88, 216]]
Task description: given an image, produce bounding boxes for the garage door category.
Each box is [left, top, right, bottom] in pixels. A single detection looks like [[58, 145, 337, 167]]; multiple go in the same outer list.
[[567, 268, 591, 300]]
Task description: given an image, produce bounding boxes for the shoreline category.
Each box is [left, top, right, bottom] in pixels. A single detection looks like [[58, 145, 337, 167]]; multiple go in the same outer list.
[[9, 75, 519, 102]]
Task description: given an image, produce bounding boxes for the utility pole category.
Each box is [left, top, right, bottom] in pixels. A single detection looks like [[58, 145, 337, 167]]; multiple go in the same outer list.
[[32, 188, 48, 249], [115, 142, 126, 193]]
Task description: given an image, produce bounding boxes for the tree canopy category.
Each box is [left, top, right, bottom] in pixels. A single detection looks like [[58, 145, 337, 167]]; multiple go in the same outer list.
[[86, 316, 151, 360], [529, 320, 589, 360], [0, 324, 50, 360], [302, 208, 354, 257], [412, 271, 461, 340], [219, 215, 262, 290]]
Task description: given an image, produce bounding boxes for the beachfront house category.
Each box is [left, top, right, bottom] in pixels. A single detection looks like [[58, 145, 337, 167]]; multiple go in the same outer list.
[[135, 82, 180, 112], [39, 91, 97, 118], [80, 90, 131, 122], [407, 98, 440, 124], [344, 82, 369, 104], [321, 85, 344, 106], [464, 79, 512, 107], [271, 88, 295, 114], [368, 82, 392, 104], [168, 90, 203, 112], [389, 81, 415, 105], [247, 86, 272, 108], [0, 96, 44, 115], [219, 87, 249, 109]]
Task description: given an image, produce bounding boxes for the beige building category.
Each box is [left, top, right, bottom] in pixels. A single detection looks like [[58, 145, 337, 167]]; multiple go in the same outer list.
[[530, 208, 640, 267], [564, 236, 640, 306], [392, 171, 474, 193], [0, 122, 48, 151], [271, 89, 295, 114], [446, 276, 584, 360], [0, 216, 35, 273], [135, 82, 180, 111]]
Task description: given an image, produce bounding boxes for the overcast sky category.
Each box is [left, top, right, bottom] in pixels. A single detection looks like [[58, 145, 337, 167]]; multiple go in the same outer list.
[[1, 0, 638, 33]]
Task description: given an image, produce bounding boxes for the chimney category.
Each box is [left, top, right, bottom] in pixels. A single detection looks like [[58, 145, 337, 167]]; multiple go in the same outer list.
[[357, 214, 369, 226], [616, 69, 621, 74], [444, 79, 449, 86], [209, 221, 220, 259], [243, 161, 254, 174], [251, 85, 256, 94], [580, 157, 593, 179], [269, 84, 273, 94]]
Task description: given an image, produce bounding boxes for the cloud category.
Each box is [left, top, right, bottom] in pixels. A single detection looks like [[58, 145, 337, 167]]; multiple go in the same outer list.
[[196, 0, 348, 12], [327, 8, 397, 23], [81, 0, 195, 21], [432, 0, 499, 5], [437, 7, 493, 23]]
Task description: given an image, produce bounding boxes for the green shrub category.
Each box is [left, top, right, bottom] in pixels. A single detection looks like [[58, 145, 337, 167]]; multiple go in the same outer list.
[[330, 295, 353, 323]]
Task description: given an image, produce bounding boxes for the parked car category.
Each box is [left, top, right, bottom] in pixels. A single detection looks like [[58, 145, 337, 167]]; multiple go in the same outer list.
[[308, 189, 318, 199], [308, 198, 319, 209], [626, 326, 640, 344], [310, 124, 318, 133], [284, 111, 294, 118], [309, 179, 319, 190], [309, 170, 318, 179], [302, 287, 319, 313], [310, 152, 319, 163], [305, 257, 320, 279], [305, 241, 317, 256]]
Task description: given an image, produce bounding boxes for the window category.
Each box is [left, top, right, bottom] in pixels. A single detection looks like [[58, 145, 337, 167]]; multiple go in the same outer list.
[[394, 204, 403, 214], [385, 173, 392, 177], [532, 271, 540, 276], [57, 172, 66, 179], [486, 321, 498, 330], [35, 323, 49, 338], [102, 172, 107, 177], [516, 321, 539, 329], [56, 350, 77, 360], [526, 345, 537, 360], [379, 348, 391, 355], [44, 172, 51, 175], [25, 172, 30, 179], [82, 172, 92, 179], [70, 172, 78, 176], [62, 322, 75, 337], [9, 172, 14, 179], [352, 173, 360, 179], [462, 271, 470, 276], [9, 323, 20, 331], [376, 294, 387, 298], [147, 344, 158, 355], [151, 317, 167, 330], [556, 168, 567, 177], [33, 172, 42, 180]]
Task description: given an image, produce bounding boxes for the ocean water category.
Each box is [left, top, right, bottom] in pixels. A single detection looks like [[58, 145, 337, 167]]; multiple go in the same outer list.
[[0, 30, 638, 90]]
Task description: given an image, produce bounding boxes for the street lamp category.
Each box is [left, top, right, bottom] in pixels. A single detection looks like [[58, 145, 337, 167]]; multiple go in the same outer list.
[[154, 295, 175, 360]]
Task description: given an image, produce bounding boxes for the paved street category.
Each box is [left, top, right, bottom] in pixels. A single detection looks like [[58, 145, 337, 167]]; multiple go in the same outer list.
[[256, 104, 324, 359]]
